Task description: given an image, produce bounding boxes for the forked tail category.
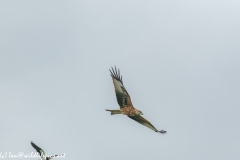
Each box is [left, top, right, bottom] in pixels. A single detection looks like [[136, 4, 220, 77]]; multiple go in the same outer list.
[[105, 109, 121, 115]]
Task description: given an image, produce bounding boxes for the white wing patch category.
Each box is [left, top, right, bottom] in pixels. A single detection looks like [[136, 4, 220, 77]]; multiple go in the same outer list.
[[112, 78, 124, 93]]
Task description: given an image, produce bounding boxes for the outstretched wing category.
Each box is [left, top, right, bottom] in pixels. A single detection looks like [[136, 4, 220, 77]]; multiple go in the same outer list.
[[128, 116, 167, 133], [109, 67, 133, 108], [31, 141, 45, 157]]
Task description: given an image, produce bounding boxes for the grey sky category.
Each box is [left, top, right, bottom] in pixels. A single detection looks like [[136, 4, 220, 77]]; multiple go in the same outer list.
[[1, 0, 240, 160]]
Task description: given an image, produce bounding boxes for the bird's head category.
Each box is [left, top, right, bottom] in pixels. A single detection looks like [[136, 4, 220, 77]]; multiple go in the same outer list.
[[136, 110, 143, 116]]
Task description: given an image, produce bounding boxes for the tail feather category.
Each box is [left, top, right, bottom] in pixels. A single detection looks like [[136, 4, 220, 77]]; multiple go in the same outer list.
[[106, 109, 121, 115]]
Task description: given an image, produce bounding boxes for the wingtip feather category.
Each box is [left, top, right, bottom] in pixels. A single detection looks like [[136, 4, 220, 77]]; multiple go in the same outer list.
[[157, 130, 167, 134], [109, 66, 123, 84]]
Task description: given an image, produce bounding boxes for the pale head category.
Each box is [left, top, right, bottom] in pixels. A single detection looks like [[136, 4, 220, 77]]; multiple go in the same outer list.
[[136, 109, 143, 116]]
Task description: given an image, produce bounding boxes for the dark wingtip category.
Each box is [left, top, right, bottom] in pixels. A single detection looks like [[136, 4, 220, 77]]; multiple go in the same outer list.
[[157, 130, 167, 134], [109, 66, 123, 84], [109, 69, 113, 77]]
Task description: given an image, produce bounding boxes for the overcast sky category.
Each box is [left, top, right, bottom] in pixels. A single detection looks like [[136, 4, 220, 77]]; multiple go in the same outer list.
[[1, 0, 240, 160]]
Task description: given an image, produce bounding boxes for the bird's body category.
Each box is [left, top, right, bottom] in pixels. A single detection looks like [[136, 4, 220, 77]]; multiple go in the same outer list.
[[120, 107, 141, 116], [106, 67, 167, 134], [106, 107, 141, 116]]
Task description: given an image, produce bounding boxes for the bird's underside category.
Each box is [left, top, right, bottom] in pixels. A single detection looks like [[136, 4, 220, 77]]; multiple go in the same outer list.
[[106, 107, 139, 116], [106, 67, 167, 134]]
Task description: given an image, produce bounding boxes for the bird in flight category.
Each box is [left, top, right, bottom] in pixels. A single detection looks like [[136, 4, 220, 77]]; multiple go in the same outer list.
[[106, 67, 167, 134], [30, 141, 63, 160]]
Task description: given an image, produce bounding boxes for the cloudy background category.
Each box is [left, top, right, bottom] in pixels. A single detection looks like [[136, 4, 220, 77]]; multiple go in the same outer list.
[[1, 0, 240, 160]]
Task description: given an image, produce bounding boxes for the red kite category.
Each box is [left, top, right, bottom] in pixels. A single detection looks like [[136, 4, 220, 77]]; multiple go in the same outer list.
[[106, 67, 167, 134]]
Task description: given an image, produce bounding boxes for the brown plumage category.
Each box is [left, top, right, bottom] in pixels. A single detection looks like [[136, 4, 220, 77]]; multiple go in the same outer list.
[[106, 67, 167, 134]]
